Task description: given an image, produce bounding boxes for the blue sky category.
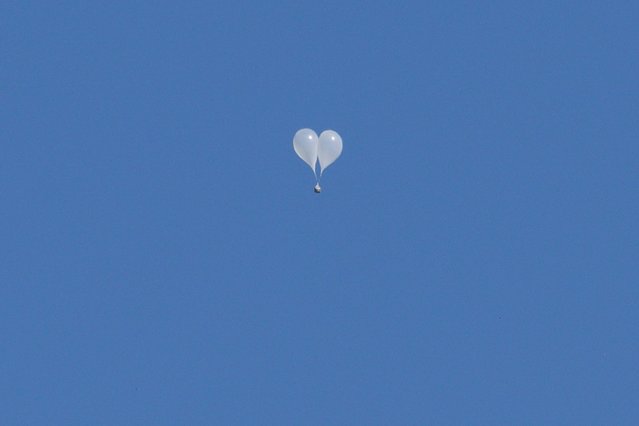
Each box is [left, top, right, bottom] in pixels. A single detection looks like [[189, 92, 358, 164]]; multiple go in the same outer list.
[[2, 1, 638, 424]]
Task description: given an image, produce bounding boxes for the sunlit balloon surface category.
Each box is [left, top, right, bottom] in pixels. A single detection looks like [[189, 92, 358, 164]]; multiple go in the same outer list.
[[293, 128, 343, 192]]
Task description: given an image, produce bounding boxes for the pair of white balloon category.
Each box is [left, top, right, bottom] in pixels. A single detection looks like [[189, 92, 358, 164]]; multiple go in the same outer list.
[[293, 129, 343, 180]]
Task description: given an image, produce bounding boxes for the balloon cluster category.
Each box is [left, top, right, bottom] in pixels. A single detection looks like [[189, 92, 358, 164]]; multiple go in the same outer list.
[[293, 129, 343, 193]]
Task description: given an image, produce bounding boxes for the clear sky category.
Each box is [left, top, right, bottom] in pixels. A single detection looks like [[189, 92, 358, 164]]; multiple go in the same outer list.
[[2, 1, 638, 424]]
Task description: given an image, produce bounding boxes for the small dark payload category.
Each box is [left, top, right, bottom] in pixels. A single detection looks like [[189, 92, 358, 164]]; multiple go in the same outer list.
[[314, 184, 321, 193]]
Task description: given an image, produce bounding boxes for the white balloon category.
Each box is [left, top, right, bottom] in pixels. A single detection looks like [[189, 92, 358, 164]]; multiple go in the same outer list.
[[293, 128, 319, 177], [318, 130, 343, 175]]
